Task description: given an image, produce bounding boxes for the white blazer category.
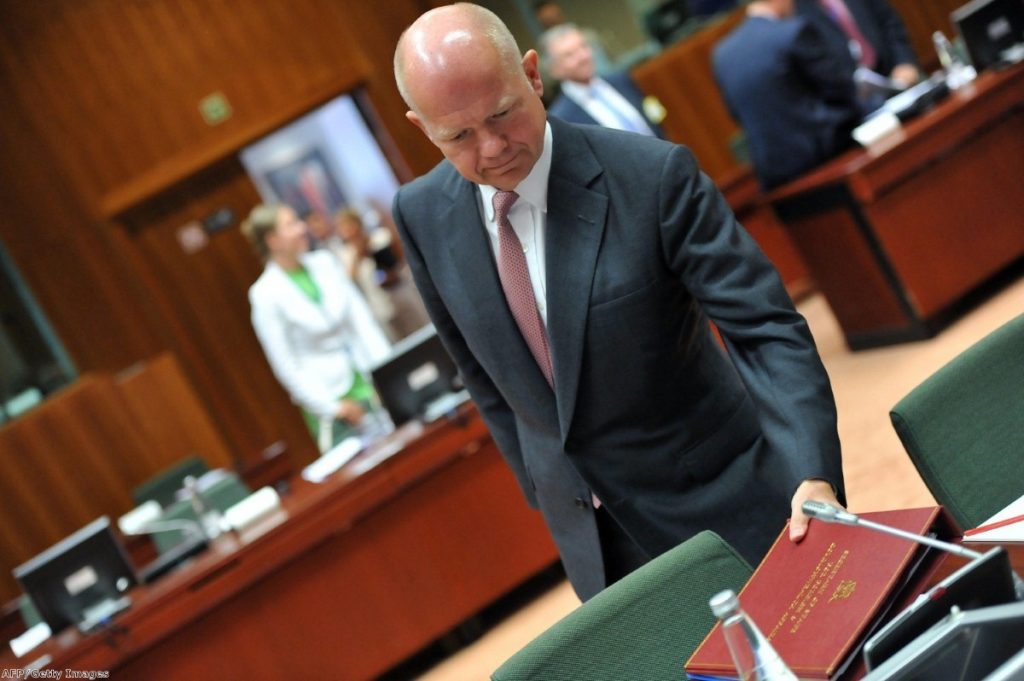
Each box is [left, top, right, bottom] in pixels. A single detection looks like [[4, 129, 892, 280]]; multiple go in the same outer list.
[[249, 250, 391, 419]]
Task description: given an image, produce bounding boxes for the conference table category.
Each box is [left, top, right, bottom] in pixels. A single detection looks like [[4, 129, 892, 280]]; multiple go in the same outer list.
[[768, 62, 1024, 350], [0, 406, 559, 680]]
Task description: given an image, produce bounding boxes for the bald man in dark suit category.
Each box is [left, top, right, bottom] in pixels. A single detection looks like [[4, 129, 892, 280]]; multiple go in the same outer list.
[[393, 3, 844, 601]]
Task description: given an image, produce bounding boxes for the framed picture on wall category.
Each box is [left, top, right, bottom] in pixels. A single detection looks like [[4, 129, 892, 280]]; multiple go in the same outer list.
[[263, 148, 346, 217]]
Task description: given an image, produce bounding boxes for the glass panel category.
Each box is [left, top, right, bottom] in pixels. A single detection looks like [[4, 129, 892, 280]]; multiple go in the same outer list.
[[0, 240, 77, 423]]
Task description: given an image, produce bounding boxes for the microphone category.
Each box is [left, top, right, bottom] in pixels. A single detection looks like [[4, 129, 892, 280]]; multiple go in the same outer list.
[[802, 500, 982, 559], [802, 501, 1024, 599]]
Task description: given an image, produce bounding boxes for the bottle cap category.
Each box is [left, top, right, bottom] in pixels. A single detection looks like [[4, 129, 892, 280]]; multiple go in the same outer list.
[[709, 589, 740, 618]]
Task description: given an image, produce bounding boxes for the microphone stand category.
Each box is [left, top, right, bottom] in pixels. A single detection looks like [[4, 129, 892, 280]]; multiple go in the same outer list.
[[802, 501, 1024, 600]]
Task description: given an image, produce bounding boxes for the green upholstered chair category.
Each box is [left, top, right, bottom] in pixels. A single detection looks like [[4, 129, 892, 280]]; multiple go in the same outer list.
[[890, 313, 1024, 531], [132, 455, 210, 508], [491, 530, 753, 681], [150, 471, 251, 553]]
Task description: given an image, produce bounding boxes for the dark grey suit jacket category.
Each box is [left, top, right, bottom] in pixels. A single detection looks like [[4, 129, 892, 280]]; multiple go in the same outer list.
[[796, 0, 917, 78], [547, 71, 666, 140], [392, 118, 843, 600]]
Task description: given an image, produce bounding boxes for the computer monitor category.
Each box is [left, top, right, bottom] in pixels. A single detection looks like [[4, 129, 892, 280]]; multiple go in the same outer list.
[[861, 600, 1024, 681], [952, 0, 1024, 71], [863, 547, 1018, 670], [13, 516, 137, 633], [368, 324, 463, 426]]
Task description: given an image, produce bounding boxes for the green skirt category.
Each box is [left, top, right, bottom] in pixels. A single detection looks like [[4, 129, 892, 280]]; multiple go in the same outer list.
[[302, 371, 376, 449]]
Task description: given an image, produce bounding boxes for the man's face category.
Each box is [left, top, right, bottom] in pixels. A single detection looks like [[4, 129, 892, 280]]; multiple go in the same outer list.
[[407, 49, 547, 191], [548, 29, 594, 84]]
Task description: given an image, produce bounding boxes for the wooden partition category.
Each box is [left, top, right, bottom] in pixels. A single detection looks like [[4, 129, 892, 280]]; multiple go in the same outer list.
[[0, 353, 234, 605], [631, 10, 746, 181]]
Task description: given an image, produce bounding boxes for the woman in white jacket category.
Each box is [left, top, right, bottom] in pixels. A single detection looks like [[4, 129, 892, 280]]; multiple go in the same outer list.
[[242, 204, 391, 450]]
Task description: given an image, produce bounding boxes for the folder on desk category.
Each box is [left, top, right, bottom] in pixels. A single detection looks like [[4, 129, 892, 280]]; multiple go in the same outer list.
[[963, 493, 1024, 542], [685, 507, 955, 681]]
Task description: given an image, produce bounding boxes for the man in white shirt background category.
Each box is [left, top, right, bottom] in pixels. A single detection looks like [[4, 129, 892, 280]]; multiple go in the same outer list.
[[540, 23, 667, 139]]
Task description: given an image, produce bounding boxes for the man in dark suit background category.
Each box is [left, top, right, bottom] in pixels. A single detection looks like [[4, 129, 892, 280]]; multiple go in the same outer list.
[[392, 2, 844, 601], [796, 0, 920, 87], [540, 23, 666, 139], [713, 0, 862, 189]]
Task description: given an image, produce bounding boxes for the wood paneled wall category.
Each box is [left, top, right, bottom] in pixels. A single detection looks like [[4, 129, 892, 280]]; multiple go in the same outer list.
[[0, 353, 233, 605], [0, 0, 440, 481]]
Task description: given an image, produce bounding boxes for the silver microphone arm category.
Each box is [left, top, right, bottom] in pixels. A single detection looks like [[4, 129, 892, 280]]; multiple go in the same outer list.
[[802, 500, 1024, 600]]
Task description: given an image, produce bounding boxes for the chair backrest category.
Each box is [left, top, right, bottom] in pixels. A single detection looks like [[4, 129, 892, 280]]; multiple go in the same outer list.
[[150, 471, 251, 554], [132, 455, 210, 508], [890, 313, 1024, 530], [491, 530, 752, 681]]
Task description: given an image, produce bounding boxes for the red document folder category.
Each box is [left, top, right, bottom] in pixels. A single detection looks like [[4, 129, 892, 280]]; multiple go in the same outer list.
[[685, 506, 954, 681]]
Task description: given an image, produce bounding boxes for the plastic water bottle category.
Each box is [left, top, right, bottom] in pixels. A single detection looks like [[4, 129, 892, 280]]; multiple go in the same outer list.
[[709, 589, 798, 681], [933, 30, 976, 89]]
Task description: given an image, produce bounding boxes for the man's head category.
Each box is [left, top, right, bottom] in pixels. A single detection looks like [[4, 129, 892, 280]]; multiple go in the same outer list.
[[394, 3, 547, 191], [533, 0, 567, 30], [304, 211, 332, 243], [539, 24, 595, 85], [747, 0, 795, 18]]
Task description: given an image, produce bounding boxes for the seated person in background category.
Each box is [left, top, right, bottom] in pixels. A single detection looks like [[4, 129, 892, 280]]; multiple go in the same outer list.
[[533, 0, 615, 75], [303, 211, 337, 251], [541, 23, 666, 138], [796, 0, 920, 89], [242, 204, 392, 451], [334, 207, 430, 342], [712, 0, 861, 189]]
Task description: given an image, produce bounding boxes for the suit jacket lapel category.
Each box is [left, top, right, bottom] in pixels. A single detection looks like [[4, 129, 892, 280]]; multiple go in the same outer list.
[[545, 120, 608, 440]]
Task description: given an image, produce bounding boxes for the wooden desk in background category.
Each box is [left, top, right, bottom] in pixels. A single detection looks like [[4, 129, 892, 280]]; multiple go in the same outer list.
[[1, 408, 559, 680], [768, 63, 1024, 350]]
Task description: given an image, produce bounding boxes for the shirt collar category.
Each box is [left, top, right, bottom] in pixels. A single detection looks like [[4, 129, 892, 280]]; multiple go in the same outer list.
[[561, 76, 609, 103], [480, 121, 553, 222]]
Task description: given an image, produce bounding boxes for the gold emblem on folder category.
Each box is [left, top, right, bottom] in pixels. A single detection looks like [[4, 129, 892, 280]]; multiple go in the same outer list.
[[830, 579, 857, 602]]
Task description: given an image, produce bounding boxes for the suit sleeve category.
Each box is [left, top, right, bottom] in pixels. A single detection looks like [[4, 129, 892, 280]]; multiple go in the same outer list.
[[392, 190, 538, 508], [791, 20, 859, 109], [865, 0, 917, 68], [656, 145, 845, 503]]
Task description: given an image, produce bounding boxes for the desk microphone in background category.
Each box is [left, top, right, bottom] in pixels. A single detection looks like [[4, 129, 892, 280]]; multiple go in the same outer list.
[[801, 500, 1024, 600], [122, 518, 209, 584]]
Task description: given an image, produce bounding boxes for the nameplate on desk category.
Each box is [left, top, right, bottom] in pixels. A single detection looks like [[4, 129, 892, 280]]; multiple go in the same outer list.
[[301, 437, 363, 483]]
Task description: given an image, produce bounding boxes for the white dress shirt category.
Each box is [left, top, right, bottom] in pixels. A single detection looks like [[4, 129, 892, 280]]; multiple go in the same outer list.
[[560, 78, 654, 136]]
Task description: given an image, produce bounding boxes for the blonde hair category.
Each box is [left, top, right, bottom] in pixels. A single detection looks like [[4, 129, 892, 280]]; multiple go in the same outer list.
[[240, 203, 285, 261]]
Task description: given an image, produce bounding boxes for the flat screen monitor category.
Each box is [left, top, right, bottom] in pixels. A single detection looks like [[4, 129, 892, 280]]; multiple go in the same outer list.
[[952, 0, 1024, 71], [13, 516, 137, 633], [861, 600, 1024, 681], [368, 324, 463, 426]]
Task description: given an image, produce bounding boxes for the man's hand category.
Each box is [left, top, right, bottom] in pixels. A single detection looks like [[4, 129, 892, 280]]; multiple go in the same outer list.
[[789, 479, 842, 543], [890, 63, 920, 89]]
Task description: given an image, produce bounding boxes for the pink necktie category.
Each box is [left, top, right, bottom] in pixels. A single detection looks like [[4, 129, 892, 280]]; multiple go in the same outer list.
[[820, 0, 877, 69], [493, 191, 554, 387]]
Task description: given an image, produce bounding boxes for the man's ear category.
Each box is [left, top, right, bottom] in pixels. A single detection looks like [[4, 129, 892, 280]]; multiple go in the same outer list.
[[406, 110, 428, 136], [522, 49, 545, 98]]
